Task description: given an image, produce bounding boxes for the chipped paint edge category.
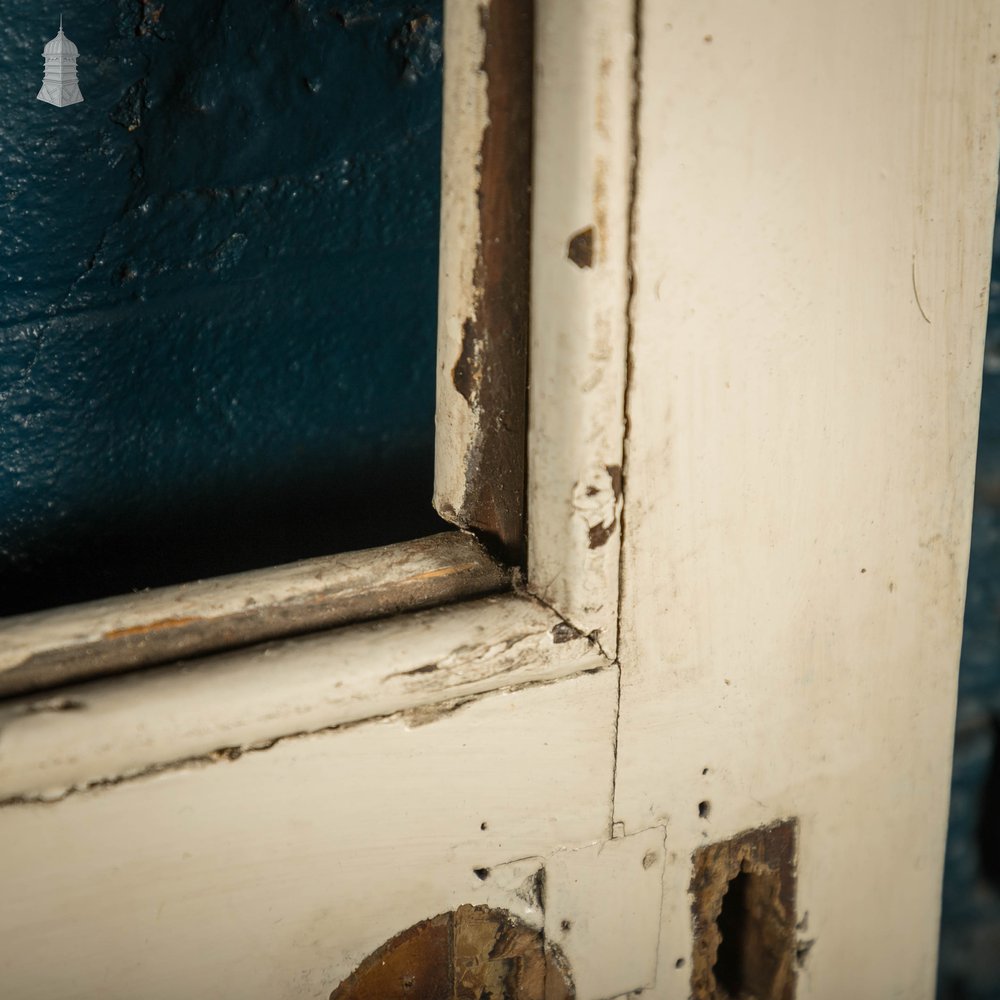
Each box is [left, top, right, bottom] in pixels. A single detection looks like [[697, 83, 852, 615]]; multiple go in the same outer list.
[[0, 591, 611, 803], [434, 0, 533, 561], [526, 0, 636, 654], [434, 0, 490, 528]]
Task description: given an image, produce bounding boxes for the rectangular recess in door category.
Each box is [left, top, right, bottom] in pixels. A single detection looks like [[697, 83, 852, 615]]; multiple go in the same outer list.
[[690, 819, 798, 1000]]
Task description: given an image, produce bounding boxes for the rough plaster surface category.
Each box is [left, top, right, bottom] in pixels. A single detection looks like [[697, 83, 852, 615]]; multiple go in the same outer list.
[[0, 0, 445, 613]]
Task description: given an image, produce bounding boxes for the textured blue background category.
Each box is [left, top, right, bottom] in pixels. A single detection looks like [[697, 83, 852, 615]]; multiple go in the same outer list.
[[938, 190, 1000, 998], [0, 0, 444, 613]]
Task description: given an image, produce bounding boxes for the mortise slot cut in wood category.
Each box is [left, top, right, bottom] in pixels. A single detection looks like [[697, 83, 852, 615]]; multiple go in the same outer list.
[[690, 819, 797, 1000], [442, 0, 534, 564]]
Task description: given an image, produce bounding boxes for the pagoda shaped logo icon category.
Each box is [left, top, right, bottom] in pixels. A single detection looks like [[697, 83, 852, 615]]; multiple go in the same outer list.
[[37, 16, 83, 107]]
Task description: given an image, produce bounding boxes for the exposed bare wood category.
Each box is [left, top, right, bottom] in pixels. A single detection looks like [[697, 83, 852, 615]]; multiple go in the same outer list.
[[328, 905, 574, 1000], [543, 826, 666, 1000], [613, 2, 1000, 994], [2, 3, 997, 997], [0, 592, 608, 803], [0, 532, 508, 700], [434, 0, 533, 563]]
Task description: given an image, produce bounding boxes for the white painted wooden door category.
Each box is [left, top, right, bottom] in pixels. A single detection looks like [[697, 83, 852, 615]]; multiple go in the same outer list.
[[1, 2, 998, 998]]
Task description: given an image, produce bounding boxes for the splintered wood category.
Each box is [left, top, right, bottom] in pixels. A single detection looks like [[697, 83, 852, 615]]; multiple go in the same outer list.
[[329, 905, 573, 1000], [690, 821, 797, 1000]]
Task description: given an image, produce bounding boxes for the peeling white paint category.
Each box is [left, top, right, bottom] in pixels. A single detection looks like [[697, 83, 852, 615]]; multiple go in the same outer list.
[[0, 3, 997, 998], [528, 0, 635, 654], [544, 827, 667, 1000]]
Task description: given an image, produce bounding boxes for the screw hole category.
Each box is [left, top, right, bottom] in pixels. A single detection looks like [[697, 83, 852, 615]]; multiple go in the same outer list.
[[473, 867, 490, 881], [698, 800, 711, 819], [560, 919, 572, 932]]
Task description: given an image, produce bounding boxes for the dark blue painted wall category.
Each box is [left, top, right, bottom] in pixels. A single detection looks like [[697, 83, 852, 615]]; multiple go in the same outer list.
[[939, 188, 1000, 998], [0, 0, 445, 613]]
